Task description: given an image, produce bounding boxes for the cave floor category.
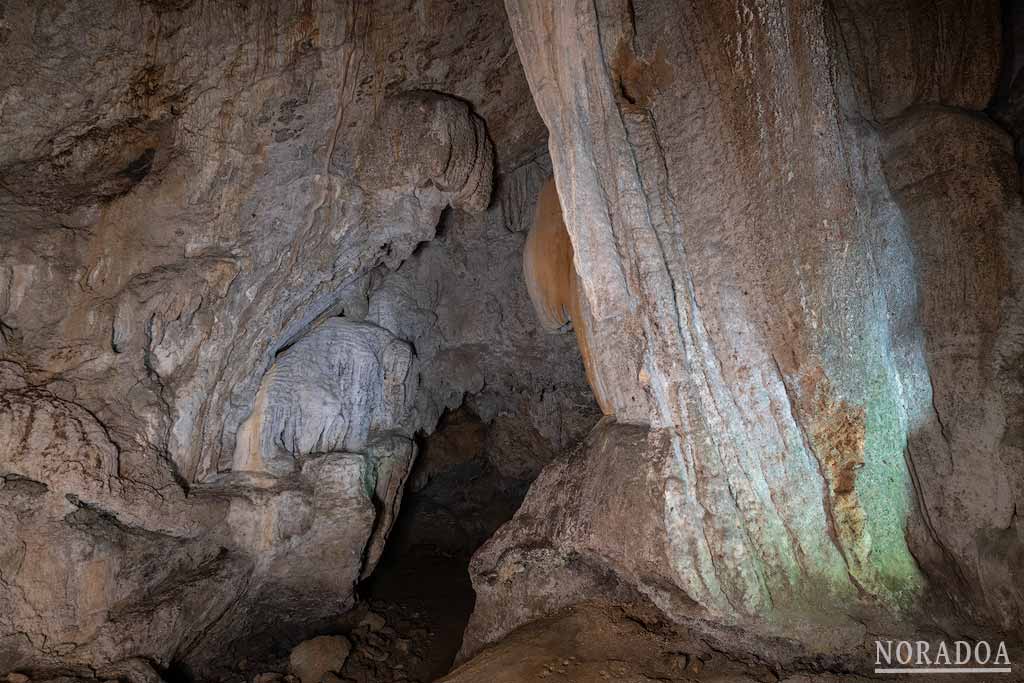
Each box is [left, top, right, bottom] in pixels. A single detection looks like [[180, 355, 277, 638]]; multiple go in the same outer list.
[[222, 540, 475, 683], [438, 603, 881, 683], [341, 542, 476, 683]]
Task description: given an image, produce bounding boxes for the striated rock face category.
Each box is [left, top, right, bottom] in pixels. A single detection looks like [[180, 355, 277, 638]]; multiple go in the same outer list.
[[231, 319, 418, 476], [356, 91, 495, 214], [464, 0, 1024, 668]]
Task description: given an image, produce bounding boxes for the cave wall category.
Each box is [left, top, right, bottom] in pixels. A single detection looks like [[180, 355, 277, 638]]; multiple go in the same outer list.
[[464, 0, 1024, 665], [0, 1, 595, 678], [2, 0, 1022, 678]]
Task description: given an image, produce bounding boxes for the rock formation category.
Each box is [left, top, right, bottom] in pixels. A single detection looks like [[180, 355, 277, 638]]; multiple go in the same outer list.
[[1, 0, 1022, 681], [231, 319, 418, 475], [465, 0, 1024, 671], [523, 178, 611, 414], [0, 1, 590, 678]]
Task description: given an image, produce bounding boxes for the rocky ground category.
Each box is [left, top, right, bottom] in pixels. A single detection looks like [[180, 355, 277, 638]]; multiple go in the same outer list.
[[340, 547, 474, 683], [441, 603, 869, 683]]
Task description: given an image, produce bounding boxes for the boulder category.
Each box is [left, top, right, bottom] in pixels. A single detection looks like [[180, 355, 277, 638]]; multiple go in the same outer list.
[[288, 636, 351, 683]]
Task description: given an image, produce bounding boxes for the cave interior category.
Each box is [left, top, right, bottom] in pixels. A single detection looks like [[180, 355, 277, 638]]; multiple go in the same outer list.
[[2, 1, 1024, 682]]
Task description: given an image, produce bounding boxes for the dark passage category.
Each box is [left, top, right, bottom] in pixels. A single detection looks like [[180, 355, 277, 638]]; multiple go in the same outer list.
[[206, 405, 562, 683], [339, 407, 534, 682]]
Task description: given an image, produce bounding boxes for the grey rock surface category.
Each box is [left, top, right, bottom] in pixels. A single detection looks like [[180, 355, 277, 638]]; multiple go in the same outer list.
[[362, 155, 600, 457], [232, 319, 418, 477], [0, 0, 589, 678]]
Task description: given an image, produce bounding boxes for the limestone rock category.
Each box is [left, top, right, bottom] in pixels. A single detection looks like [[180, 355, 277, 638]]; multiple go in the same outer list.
[[355, 91, 495, 213], [358, 612, 386, 633], [521, 177, 613, 414], [0, 0, 558, 677], [829, 0, 1002, 120], [3, 0, 1018, 678], [465, 0, 1024, 668], [289, 636, 351, 683], [363, 155, 600, 452], [232, 319, 418, 476], [95, 658, 163, 683], [446, 602, 873, 682], [879, 106, 1024, 629], [522, 179, 575, 334], [407, 407, 486, 493], [0, 361, 239, 674], [252, 674, 282, 683], [483, 415, 555, 482]]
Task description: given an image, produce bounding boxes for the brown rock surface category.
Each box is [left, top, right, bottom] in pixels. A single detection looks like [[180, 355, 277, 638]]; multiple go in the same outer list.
[[288, 636, 351, 683], [446, 602, 877, 683], [464, 0, 1024, 669]]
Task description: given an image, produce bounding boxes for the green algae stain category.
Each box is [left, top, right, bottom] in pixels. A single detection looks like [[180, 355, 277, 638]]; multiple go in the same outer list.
[[855, 367, 925, 608]]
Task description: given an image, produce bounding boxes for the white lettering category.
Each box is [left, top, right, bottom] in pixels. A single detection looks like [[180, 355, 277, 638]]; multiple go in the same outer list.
[[876, 641, 892, 665], [955, 641, 972, 665], [873, 638, 1012, 672]]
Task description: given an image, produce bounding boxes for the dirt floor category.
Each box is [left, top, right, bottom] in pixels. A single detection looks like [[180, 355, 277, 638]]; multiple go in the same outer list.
[[338, 542, 476, 683], [440, 603, 878, 683]]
